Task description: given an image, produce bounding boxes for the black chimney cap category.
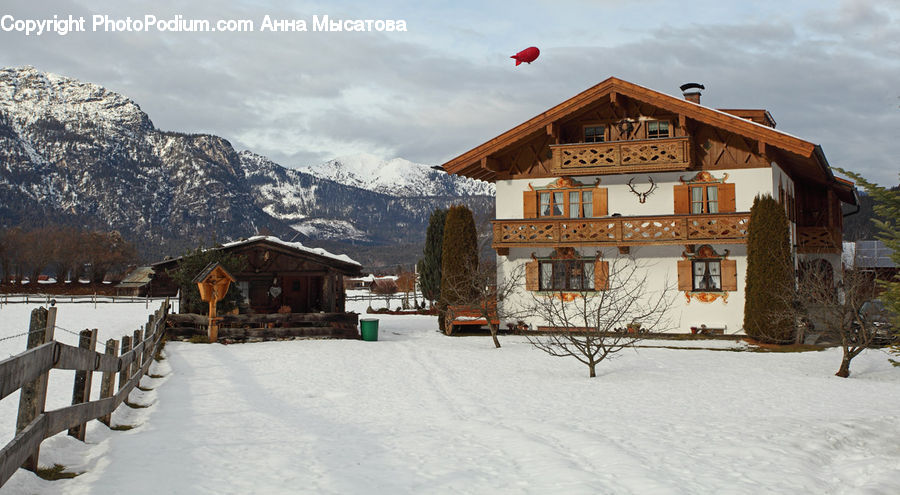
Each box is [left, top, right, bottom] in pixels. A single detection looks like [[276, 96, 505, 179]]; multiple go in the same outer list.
[[680, 83, 705, 92]]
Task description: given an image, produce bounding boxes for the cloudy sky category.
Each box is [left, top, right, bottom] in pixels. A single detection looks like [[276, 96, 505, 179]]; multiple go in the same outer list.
[[1, 0, 898, 185]]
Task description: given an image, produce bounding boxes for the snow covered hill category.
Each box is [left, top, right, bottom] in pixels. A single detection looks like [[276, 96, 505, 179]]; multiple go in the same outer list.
[[298, 153, 494, 197], [0, 67, 492, 264]]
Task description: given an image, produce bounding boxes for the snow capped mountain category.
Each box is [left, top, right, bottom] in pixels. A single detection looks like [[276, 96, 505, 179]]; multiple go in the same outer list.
[[0, 67, 492, 266], [298, 153, 494, 197]]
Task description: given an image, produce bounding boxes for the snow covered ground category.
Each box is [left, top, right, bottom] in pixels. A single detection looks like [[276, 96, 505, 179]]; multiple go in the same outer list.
[[1, 299, 899, 494]]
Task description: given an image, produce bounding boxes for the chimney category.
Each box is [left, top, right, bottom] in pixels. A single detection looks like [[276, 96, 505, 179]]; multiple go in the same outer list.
[[680, 83, 705, 104]]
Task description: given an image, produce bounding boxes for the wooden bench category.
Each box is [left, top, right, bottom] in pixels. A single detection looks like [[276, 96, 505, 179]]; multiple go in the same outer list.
[[445, 303, 499, 335]]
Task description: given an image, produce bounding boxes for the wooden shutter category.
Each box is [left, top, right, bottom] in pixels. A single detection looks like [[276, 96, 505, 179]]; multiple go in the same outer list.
[[523, 190, 538, 218], [594, 260, 609, 291], [719, 183, 736, 213], [525, 260, 539, 291], [592, 187, 608, 217], [721, 259, 738, 291], [677, 259, 692, 291], [674, 185, 690, 214]]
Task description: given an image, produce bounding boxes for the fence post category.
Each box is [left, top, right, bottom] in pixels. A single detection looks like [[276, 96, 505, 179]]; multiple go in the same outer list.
[[145, 314, 156, 367], [118, 335, 132, 393], [98, 338, 119, 426], [15, 306, 57, 472], [67, 328, 98, 441], [132, 329, 143, 379]]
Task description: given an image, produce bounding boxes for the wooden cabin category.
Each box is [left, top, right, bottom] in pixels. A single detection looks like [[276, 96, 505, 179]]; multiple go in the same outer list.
[[149, 236, 362, 315]]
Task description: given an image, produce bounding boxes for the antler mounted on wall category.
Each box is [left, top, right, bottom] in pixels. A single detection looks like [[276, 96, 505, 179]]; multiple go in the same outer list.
[[627, 176, 658, 204]]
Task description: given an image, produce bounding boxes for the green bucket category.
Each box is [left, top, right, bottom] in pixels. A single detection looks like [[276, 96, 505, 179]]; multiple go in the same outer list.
[[360, 318, 379, 341]]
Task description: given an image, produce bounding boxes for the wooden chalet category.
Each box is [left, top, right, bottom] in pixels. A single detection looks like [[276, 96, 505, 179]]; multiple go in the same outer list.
[[151, 236, 363, 340], [440, 77, 858, 334], [151, 236, 361, 314]]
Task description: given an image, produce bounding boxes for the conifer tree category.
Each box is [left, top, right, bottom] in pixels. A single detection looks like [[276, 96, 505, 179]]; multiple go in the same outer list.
[[439, 205, 478, 331], [168, 246, 247, 315], [744, 194, 795, 343], [419, 208, 447, 307], [836, 169, 899, 326]]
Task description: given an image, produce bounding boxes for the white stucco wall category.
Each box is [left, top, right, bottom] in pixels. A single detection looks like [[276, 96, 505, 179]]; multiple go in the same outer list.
[[495, 168, 777, 219], [494, 167, 786, 334], [771, 162, 797, 245], [498, 244, 749, 334]]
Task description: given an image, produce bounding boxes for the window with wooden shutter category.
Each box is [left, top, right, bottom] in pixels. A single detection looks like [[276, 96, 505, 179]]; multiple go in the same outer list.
[[677, 259, 692, 291], [530, 182, 604, 219], [677, 173, 736, 214], [523, 190, 538, 219], [679, 245, 738, 303], [525, 260, 539, 291], [721, 259, 738, 291], [594, 260, 609, 291]]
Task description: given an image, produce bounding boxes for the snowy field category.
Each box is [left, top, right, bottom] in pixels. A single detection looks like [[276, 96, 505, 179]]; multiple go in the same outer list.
[[1, 297, 899, 494]]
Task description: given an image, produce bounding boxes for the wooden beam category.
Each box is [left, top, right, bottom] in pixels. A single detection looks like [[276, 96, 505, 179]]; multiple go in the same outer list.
[[481, 156, 503, 172]]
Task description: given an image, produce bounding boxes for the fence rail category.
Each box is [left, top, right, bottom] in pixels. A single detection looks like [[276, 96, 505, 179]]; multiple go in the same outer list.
[[0, 293, 169, 306], [0, 299, 170, 488]]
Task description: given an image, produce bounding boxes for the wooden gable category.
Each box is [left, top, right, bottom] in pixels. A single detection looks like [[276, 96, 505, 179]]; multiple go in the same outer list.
[[441, 77, 849, 198]]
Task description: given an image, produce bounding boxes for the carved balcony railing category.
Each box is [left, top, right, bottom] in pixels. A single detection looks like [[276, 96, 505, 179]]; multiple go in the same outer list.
[[798, 226, 841, 254], [492, 213, 750, 249], [550, 137, 691, 175]]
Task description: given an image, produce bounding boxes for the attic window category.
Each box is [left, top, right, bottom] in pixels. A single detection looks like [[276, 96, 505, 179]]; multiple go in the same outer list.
[[584, 125, 605, 143], [647, 120, 670, 139]]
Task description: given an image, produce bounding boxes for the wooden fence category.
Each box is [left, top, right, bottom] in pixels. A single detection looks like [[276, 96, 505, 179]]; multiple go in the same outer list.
[[0, 293, 168, 307], [0, 299, 170, 488]]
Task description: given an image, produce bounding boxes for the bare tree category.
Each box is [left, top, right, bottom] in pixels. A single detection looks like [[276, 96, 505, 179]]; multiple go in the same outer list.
[[794, 261, 885, 377], [1, 227, 26, 284], [24, 227, 56, 283], [52, 226, 86, 283], [440, 256, 525, 348], [371, 278, 398, 309], [523, 254, 675, 378]]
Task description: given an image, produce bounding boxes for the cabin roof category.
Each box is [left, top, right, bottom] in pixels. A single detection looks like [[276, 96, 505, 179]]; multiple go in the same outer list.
[[152, 236, 362, 275], [116, 266, 155, 288], [440, 77, 853, 203]]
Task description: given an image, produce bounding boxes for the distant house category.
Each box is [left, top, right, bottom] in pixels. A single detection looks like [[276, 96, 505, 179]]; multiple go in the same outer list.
[[149, 236, 362, 314], [116, 266, 156, 296], [344, 274, 400, 291], [843, 240, 898, 291]]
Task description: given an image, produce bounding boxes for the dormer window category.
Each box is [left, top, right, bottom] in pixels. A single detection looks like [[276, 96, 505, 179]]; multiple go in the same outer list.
[[647, 120, 670, 139], [584, 125, 605, 143]]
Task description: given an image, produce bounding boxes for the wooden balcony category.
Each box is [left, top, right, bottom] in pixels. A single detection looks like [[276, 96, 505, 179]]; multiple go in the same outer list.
[[798, 226, 841, 254], [550, 136, 691, 175], [492, 213, 750, 249]]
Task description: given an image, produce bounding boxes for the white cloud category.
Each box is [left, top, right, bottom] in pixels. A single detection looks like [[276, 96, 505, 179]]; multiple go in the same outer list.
[[0, 0, 896, 185]]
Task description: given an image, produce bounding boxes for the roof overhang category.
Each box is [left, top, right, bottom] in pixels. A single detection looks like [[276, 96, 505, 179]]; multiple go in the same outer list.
[[441, 77, 820, 182]]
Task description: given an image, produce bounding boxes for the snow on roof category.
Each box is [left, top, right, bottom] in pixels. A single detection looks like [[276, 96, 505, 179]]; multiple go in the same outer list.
[[221, 236, 361, 267]]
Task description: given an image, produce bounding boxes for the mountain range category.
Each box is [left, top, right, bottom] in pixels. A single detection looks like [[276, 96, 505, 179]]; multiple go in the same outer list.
[[0, 66, 493, 269]]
